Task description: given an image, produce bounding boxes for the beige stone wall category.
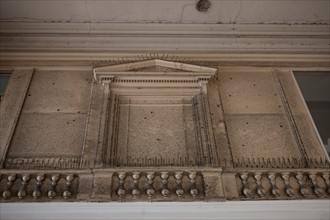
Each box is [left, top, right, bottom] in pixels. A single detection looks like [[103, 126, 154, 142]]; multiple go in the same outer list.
[[218, 68, 303, 162], [0, 60, 329, 202], [7, 70, 92, 159], [2, 65, 328, 166]]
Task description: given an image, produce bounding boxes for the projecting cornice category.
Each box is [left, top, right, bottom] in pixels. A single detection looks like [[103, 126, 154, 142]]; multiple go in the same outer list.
[[93, 59, 217, 90], [0, 22, 329, 53]]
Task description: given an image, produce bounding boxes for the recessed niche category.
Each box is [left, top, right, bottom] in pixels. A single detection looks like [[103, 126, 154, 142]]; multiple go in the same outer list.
[[108, 94, 209, 167], [93, 59, 217, 167], [116, 96, 193, 161]]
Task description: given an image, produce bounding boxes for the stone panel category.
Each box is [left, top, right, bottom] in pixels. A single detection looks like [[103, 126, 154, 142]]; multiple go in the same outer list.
[[0, 68, 33, 167], [92, 171, 113, 200], [118, 103, 187, 160], [8, 113, 86, 158], [218, 70, 285, 114], [22, 70, 92, 114], [276, 70, 328, 159], [225, 114, 302, 160]]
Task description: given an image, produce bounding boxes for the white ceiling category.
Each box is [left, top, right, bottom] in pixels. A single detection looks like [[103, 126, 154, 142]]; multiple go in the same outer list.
[[0, 0, 329, 54], [0, 0, 329, 24]]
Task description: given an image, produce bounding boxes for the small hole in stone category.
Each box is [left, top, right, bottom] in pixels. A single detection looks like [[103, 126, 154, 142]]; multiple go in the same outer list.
[[278, 105, 281, 108], [228, 94, 232, 97], [196, 0, 211, 13], [217, 104, 220, 107], [57, 109, 60, 111], [156, 138, 160, 141], [78, 111, 80, 113], [246, 122, 249, 124], [73, 119, 75, 122], [274, 94, 277, 96], [230, 77, 233, 80], [242, 145, 245, 147], [28, 94, 31, 96], [245, 106, 248, 108], [150, 111, 153, 114], [144, 117, 147, 119], [280, 125, 283, 128], [253, 84, 256, 86]]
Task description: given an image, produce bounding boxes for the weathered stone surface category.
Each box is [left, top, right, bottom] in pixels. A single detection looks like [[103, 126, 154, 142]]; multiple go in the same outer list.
[[8, 113, 87, 158], [77, 172, 94, 200], [222, 173, 240, 199], [225, 114, 302, 160], [81, 83, 107, 162], [1, 58, 329, 204], [118, 103, 187, 159], [218, 70, 285, 114], [207, 81, 232, 166], [203, 171, 224, 200], [22, 70, 92, 114], [92, 171, 113, 200], [0, 69, 33, 167], [276, 70, 328, 159]]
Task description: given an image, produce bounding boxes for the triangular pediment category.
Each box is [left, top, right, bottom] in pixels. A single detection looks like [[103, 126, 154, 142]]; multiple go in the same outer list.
[[93, 59, 217, 84], [94, 59, 216, 73]]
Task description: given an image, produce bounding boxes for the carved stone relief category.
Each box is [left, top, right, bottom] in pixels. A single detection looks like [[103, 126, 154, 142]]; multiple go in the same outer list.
[[93, 59, 218, 167], [1, 58, 329, 202]]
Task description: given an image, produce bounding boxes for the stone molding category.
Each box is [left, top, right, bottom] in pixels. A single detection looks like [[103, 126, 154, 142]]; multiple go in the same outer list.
[[93, 59, 216, 85], [3, 157, 330, 170], [0, 22, 329, 53]]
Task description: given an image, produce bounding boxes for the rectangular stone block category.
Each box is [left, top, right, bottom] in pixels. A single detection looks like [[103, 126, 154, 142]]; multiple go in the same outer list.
[[226, 114, 302, 160], [203, 171, 224, 200], [77, 173, 94, 200], [22, 70, 92, 114], [92, 171, 113, 200], [8, 113, 87, 158], [222, 173, 240, 199], [218, 70, 285, 114]]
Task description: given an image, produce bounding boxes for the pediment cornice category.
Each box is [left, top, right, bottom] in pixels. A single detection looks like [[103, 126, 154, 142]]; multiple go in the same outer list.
[[93, 59, 217, 86]]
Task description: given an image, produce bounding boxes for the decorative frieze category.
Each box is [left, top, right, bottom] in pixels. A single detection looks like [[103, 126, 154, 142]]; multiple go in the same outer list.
[[5, 158, 86, 170], [111, 171, 205, 201], [5, 157, 329, 170], [0, 173, 78, 201], [233, 157, 329, 169], [237, 171, 330, 199], [0, 169, 329, 202]]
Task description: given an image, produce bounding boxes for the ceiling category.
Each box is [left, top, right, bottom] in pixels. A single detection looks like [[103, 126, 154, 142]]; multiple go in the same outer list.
[[0, 0, 329, 56], [1, 0, 329, 24]]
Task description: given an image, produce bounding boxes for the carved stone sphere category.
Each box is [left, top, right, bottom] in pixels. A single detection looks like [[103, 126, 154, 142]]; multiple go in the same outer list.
[[3, 190, 11, 199], [63, 191, 71, 199]]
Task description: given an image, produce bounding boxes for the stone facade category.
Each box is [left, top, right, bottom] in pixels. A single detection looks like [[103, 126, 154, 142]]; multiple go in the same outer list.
[[0, 56, 329, 202]]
